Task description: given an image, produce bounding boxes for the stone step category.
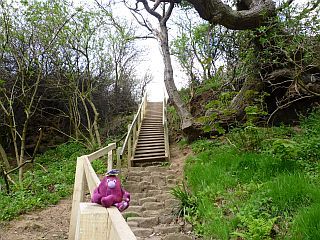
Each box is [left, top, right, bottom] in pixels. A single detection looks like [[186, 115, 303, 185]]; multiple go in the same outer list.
[[127, 205, 145, 213], [132, 156, 167, 167], [142, 202, 164, 211], [161, 233, 194, 240], [153, 225, 181, 235], [127, 216, 159, 228], [139, 197, 157, 205], [130, 227, 154, 237]]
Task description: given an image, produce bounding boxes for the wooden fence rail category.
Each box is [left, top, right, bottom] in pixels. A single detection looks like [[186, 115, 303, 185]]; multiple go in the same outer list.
[[119, 93, 147, 167], [68, 143, 136, 240], [163, 94, 170, 161]]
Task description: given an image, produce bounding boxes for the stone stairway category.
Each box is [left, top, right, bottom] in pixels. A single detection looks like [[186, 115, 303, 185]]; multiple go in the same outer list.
[[133, 102, 166, 167], [122, 166, 195, 240]]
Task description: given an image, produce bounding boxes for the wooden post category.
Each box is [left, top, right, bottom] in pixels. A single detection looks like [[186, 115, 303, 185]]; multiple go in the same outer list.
[[75, 203, 109, 240], [116, 147, 121, 171], [68, 157, 86, 240], [108, 148, 113, 172], [132, 122, 136, 150], [127, 124, 132, 167]]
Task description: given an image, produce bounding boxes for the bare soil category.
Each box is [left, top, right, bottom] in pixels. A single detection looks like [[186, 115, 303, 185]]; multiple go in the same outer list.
[[0, 144, 192, 240]]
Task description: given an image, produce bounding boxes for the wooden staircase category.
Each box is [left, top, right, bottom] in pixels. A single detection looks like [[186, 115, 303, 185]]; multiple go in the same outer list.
[[133, 102, 167, 167]]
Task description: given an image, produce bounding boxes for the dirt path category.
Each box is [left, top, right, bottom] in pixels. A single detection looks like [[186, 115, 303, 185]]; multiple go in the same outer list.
[[0, 144, 191, 240], [0, 199, 71, 240]]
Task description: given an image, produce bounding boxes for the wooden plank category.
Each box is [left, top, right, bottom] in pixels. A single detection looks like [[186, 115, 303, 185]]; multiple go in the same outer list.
[[75, 203, 109, 240], [116, 147, 121, 171], [86, 143, 116, 162], [108, 148, 113, 172], [132, 155, 166, 163], [68, 157, 86, 240], [83, 157, 100, 196], [107, 208, 137, 240], [127, 125, 132, 167], [135, 145, 166, 151], [134, 148, 165, 157]]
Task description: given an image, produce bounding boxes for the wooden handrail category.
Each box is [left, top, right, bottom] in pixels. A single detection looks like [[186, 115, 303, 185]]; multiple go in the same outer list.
[[119, 93, 147, 163], [86, 143, 116, 163], [163, 93, 170, 160], [68, 143, 136, 240]]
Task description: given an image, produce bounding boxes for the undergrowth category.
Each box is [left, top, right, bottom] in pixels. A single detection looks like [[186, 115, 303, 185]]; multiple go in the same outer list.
[[173, 111, 320, 239], [0, 142, 88, 221]]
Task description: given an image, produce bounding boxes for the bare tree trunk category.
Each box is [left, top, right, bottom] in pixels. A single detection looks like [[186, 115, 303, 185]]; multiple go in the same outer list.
[[79, 93, 96, 147], [87, 99, 102, 147], [159, 22, 194, 130], [0, 144, 10, 170]]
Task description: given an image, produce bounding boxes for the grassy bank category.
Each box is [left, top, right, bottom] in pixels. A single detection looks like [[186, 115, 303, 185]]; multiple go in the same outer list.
[[173, 111, 320, 239], [0, 142, 89, 221]]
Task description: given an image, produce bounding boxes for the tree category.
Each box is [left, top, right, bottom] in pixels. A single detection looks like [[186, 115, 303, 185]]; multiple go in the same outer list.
[[125, 0, 194, 133], [0, 0, 145, 186], [130, 0, 320, 140]]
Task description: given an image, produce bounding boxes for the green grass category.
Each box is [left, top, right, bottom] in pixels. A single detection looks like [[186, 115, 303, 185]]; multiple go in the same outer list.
[[289, 203, 320, 240], [174, 110, 320, 239], [0, 142, 87, 221]]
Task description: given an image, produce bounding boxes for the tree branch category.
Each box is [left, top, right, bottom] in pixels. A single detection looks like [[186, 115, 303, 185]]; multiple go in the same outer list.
[[186, 0, 276, 30], [139, 0, 162, 20], [162, 1, 174, 24]]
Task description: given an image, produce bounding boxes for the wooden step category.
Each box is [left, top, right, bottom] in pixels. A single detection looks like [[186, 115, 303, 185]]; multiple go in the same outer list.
[[141, 125, 163, 129], [137, 143, 165, 149], [138, 138, 164, 143], [135, 150, 165, 155], [137, 138, 164, 143], [140, 124, 163, 130], [135, 148, 165, 155], [138, 134, 164, 138], [139, 130, 163, 134], [132, 155, 166, 165], [135, 145, 166, 151]]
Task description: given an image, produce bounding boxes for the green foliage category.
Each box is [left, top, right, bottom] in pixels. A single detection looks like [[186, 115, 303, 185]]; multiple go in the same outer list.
[[91, 159, 107, 174], [0, 142, 86, 221], [171, 183, 198, 220], [289, 204, 320, 240], [178, 111, 320, 238], [195, 73, 224, 95], [167, 105, 182, 136]]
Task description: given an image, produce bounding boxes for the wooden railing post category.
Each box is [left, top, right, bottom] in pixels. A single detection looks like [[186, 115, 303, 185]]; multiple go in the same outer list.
[[163, 94, 170, 161], [127, 124, 132, 167], [108, 148, 113, 172], [132, 121, 137, 151], [116, 147, 121, 170]]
